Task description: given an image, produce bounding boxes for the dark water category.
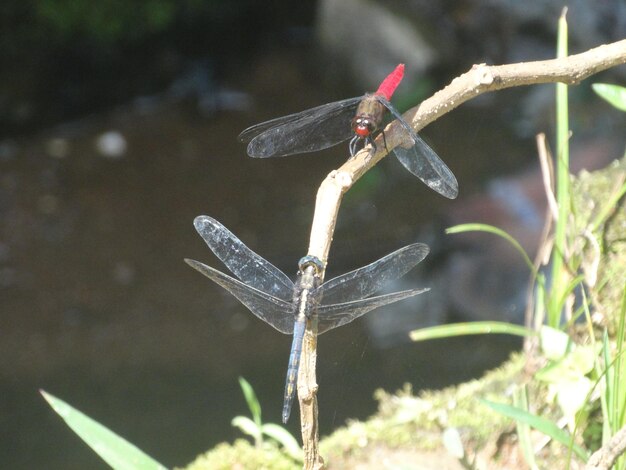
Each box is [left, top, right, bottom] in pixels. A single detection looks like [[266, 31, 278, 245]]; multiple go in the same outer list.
[[0, 50, 535, 468]]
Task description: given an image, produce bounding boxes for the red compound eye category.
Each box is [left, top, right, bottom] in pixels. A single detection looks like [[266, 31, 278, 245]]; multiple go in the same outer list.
[[354, 125, 370, 137]]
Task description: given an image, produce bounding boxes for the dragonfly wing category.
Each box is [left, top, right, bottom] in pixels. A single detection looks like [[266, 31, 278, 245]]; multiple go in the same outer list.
[[376, 96, 458, 199], [316, 288, 430, 334], [240, 97, 362, 158], [193, 216, 294, 301], [238, 110, 316, 143], [185, 258, 295, 334], [318, 243, 429, 304]]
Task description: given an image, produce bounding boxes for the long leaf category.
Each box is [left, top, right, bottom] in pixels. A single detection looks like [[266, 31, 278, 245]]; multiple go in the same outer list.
[[41, 390, 167, 470], [238, 376, 262, 426], [602, 330, 613, 441], [409, 321, 533, 342], [592, 83, 626, 112], [514, 387, 539, 470], [549, 8, 571, 329], [481, 399, 588, 461], [446, 223, 537, 276], [614, 285, 626, 432], [261, 423, 303, 461]]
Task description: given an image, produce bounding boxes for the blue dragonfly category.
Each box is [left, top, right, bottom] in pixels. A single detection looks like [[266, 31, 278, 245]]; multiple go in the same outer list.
[[185, 216, 430, 423]]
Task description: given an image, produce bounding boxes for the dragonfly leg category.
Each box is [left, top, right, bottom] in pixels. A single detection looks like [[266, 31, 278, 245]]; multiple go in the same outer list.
[[349, 135, 360, 158], [361, 136, 376, 163], [381, 130, 389, 154], [369, 136, 377, 154]]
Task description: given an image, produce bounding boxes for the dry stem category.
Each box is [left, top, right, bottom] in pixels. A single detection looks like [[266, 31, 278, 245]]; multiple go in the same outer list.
[[297, 39, 626, 469]]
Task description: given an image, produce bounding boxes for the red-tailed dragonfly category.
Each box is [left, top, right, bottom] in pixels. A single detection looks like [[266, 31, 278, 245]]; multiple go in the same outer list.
[[239, 64, 458, 199], [186, 216, 429, 423]]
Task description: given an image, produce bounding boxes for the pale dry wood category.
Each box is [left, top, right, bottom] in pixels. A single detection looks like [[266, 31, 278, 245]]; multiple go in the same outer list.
[[586, 424, 626, 470], [297, 38, 626, 469]]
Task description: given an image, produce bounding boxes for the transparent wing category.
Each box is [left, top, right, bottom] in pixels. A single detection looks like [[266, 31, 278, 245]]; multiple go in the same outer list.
[[238, 97, 362, 158], [185, 258, 295, 334], [238, 104, 340, 142], [317, 288, 430, 334], [376, 96, 458, 199], [193, 216, 294, 301], [317, 243, 429, 305]]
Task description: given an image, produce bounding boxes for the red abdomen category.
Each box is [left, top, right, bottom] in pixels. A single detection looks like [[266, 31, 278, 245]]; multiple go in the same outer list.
[[375, 64, 405, 101]]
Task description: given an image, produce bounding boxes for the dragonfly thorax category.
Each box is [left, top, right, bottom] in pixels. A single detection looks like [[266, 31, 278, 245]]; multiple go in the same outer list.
[[298, 255, 324, 275]]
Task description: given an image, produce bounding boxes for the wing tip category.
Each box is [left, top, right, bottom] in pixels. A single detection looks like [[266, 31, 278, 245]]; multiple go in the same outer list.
[[443, 181, 459, 199], [184, 258, 201, 269], [400, 242, 430, 261], [193, 215, 219, 232]]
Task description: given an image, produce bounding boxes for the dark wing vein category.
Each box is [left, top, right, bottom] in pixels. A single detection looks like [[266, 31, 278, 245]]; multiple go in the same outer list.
[[240, 97, 362, 157], [316, 288, 429, 334], [185, 258, 295, 334], [317, 243, 429, 304], [193, 216, 294, 301], [376, 96, 458, 199]]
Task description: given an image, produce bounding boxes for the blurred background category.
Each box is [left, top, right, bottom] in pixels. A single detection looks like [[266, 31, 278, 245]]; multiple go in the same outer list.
[[1, 1, 624, 468]]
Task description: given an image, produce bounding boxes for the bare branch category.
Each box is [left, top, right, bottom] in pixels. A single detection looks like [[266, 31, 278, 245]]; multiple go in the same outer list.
[[586, 425, 626, 470], [297, 38, 626, 468], [306, 39, 626, 260], [407, 39, 626, 134]]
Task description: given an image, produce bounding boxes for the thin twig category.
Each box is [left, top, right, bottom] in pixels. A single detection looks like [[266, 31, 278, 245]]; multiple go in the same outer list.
[[586, 424, 626, 470], [523, 133, 556, 360], [297, 39, 626, 469], [536, 133, 559, 223]]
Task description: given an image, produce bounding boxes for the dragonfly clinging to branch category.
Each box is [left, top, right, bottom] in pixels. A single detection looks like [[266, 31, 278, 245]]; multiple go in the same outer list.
[[186, 215, 430, 423], [239, 64, 458, 199]]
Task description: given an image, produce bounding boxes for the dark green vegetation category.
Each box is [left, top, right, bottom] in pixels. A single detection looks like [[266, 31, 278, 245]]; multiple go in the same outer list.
[[1, 0, 315, 135]]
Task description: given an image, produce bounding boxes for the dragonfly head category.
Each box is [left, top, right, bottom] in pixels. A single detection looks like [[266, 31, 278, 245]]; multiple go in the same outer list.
[[298, 255, 324, 276], [351, 115, 376, 138]]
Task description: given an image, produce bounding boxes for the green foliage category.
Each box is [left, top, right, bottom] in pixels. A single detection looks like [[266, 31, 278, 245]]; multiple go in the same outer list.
[[41, 390, 166, 470], [181, 439, 299, 470], [232, 377, 302, 462], [320, 357, 528, 464], [29, 0, 240, 45], [549, 9, 572, 329], [41, 378, 303, 469], [409, 321, 533, 342], [535, 326, 596, 422], [35, 0, 178, 44], [592, 83, 626, 112], [481, 399, 588, 461], [410, 11, 626, 469], [446, 223, 538, 275], [596, 288, 626, 469], [514, 387, 539, 470]]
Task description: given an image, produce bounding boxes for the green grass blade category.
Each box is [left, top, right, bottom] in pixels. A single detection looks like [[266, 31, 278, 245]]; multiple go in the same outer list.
[[549, 8, 571, 329], [409, 321, 533, 342], [481, 399, 588, 461], [261, 423, 303, 461], [592, 83, 626, 112], [603, 330, 614, 435], [615, 285, 626, 431], [238, 376, 262, 426], [514, 387, 539, 470], [552, 274, 586, 318], [232, 416, 261, 441], [446, 223, 537, 276], [41, 390, 167, 470]]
